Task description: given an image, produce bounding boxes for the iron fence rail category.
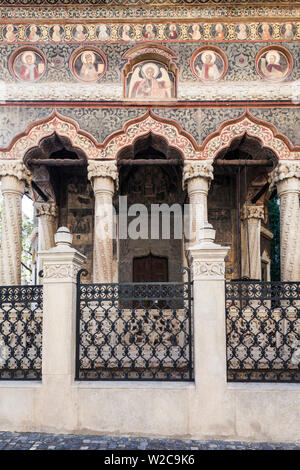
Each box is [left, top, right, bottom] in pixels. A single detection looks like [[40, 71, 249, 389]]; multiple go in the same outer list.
[[75, 269, 194, 381], [226, 281, 300, 382], [0, 285, 43, 380]]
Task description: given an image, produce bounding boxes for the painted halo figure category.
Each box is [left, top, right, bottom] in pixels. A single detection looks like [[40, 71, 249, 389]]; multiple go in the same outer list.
[[283, 23, 294, 40], [143, 24, 156, 40], [258, 50, 289, 80], [15, 50, 45, 81], [167, 24, 179, 40], [97, 24, 110, 41], [73, 24, 87, 41], [191, 24, 201, 40], [27, 25, 41, 42], [50, 25, 63, 42], [3, 24, 17, 42], [236, 24, 248, 40], [195, 50, 223, 81], [128, 62, 174, 99], [74, 50, 104, 82]]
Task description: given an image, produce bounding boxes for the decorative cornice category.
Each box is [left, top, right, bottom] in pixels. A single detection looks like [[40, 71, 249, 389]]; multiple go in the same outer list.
[[183, 161, 214, 188], [241, 204, 264, 221], [0, 160, 29, 181], [35, 202, 58, 218], [87, 161, 118, 182], [269, 161, 300, 187]]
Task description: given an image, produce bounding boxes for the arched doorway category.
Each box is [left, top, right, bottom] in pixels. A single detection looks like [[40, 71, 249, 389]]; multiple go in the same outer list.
[[117, 133, 186, 283], [211, 133, 277, 280]]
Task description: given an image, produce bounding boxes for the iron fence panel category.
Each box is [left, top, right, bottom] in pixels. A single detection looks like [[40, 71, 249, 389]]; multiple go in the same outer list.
[[76, 269, 193, 381], [0, 285, 43, 380], [226, 281, 300, 382]]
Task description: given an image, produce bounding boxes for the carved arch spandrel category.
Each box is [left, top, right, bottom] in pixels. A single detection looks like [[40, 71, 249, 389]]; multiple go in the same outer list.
[[0, 110, 99, 160], [201, 110, 294, 162], [0, 109, 200, 161], [0, 109, 299, 163]]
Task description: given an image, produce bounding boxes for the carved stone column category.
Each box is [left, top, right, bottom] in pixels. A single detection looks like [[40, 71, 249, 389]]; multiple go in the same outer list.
[[240, 204, 265, 280], [183, 161, 214, 244], [0, 161, 28, 285], [88, 161, 118, 283], [270, 162, 300, 281], [35, 202, 58, 278], [35, 202, 58, 252]]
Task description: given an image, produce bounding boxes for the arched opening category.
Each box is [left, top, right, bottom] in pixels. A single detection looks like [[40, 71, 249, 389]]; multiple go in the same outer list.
[[24, 133, 94, 281], [211, 133, 278, 280], [117, 132, 186, 284]]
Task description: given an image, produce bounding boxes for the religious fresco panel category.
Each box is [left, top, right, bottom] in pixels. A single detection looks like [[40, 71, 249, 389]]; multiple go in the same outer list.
[[126, 61, 176, 100], [256, 46, 293, 81], [70, 48, 106, 82], [10, 48, 46, 82]]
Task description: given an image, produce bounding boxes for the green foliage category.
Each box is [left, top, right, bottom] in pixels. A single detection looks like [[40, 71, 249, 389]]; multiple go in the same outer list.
[[268, 195, 280, 281]]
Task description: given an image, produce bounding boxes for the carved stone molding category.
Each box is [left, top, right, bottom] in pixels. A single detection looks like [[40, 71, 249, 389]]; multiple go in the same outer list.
[[192, 260, 225, 281], [87, 161, 118, 183], [269, 161, 300, 188], [241, 205, 264, 221], [42, 263, 81, 280], [0, 160, 29, 182], [183, 161, 214, 189]]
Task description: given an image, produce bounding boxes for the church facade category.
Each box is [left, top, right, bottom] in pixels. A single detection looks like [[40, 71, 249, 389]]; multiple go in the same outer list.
[[0, 0, 299, 286]]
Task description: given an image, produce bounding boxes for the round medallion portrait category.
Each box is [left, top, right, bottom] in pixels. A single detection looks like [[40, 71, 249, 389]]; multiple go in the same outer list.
[[71, 48, 106, 82], [49, 25, 65, 42], [256, 47, 292, 81], [188, 24, 203, 41], [2, 24, 18, 42], [165, 24, 180, 40], [96, 24, 111, 41], [142, 24, 158, 40], [72, 24, 88, 42], [191, 47, 227, 82], [10, 48, 46, 82], [26, 24, 42, 42]]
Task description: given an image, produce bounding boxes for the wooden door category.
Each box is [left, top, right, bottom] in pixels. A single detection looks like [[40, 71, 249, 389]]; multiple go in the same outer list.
[[133, 254, 168, 282]]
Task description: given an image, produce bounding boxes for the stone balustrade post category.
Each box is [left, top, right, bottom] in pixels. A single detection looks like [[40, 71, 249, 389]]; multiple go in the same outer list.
[[38, 227, 86, 428], [183, 161, 213, 244], [188, 223, 229, 387], [187, 223, 230, 434], [88, 161, 118, 283], [241, 204, 265, 280], [0, 160, 28, 285], [270, 162, 300, 281]]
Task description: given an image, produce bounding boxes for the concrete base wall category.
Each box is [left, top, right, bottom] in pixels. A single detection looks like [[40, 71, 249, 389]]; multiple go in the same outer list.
[[1, 381, 300, 443]]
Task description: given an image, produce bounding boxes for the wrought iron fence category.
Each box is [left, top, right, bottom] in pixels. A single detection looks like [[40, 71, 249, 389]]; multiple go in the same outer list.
[[75, 269, 193, 381], [226, 281, 300, 382], [0, 285, 43, 380]]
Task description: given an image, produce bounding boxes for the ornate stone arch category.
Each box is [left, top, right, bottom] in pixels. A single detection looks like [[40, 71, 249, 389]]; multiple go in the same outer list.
[[0, 109, 200, 162], [98, 110, 200, 160], [201, 111, 293, 162], [0, 110, 99, 160]]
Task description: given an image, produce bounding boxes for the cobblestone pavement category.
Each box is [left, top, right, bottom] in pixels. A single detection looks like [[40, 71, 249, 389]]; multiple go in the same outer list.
[[0, 431, 299, 450]]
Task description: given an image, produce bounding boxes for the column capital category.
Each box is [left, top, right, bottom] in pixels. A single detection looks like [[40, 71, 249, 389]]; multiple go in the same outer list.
[[35, 202, 58, 219], [241, 204, 264, 221], [0, 160, 30, 182], [183, 161, 214, 190], [269, 161, 300, 192], [87, 160, 118, 184]]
